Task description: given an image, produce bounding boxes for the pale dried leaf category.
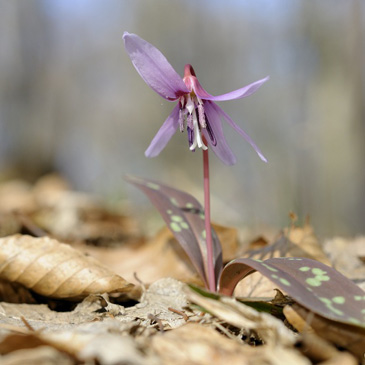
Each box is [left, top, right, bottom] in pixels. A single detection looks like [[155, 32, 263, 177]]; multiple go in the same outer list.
[[79, 334, 157, 365], [297, 333, 357, 365], [0, 235, 133, 299], [78, 224, 236, 288], [77, 228, 204, 286], [284, 303, 365, 361], [324, 236, 365, 281], [0, 346, 74, 365], [151, 323, 309, 365], [0, 181, 36, 214], [0, 300, 103, 333], [186, 286, 296, 346], [123, 278, 189, 329], [284, 223, 330, 265], [211, 223, 238, 262], [0, 318, 154, 364]]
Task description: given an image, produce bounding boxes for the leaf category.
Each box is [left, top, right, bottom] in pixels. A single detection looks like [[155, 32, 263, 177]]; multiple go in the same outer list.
[[219, 257, 365, 328], [185, 285, 296, 347], [234, 223, 331, 298], [188, 284, 285, 317], [125, 175, 223, 286], [0, 235, 134, 299], [151, 322, 308, 365], [324, 236, 365, 281], [284, 303, 365, 361]]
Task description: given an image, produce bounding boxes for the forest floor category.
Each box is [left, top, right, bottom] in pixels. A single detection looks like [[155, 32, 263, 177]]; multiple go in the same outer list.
[[0, 173, 364, 365]]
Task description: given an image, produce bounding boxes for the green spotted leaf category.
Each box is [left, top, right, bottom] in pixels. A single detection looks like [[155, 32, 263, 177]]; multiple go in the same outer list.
[[218, 257, 365, 328], [125, 175, 222, 287]]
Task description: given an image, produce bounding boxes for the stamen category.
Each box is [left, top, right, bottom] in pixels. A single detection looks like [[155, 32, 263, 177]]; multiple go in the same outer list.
[[186, 95, 194, 114], [187, 127, 194, 148], [190, 110, 207, 151], [179, 96, 185, 109], [205, 120, 217, 146], [186, 114, 193, 130], [178, 109, 185, 132], [197, 104, 206, 128]]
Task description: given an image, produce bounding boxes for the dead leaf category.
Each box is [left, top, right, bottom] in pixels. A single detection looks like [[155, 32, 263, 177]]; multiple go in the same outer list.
[[0, 180, 36, 214], [210, 223, 238, 262], [0, 235, 134, 299], [0, 346, 74, 365], [283, 303, 365, 361], [151, 322, 309, 365], [186, 286, 296, 347], [77, 223, 237, 288], [324, 236, 365, 281], [296, 332, 357, 365], [76, 227, 204, 286], [0, 279, 37, 304], [284, 223, 331, 265]]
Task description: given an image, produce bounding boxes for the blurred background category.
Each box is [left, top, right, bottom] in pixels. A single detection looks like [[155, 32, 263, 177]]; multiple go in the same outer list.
[[0, 0, 364, 238]]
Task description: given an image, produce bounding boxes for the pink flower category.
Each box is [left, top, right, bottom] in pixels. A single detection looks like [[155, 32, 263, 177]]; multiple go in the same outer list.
[[123, 32, 268, 164]]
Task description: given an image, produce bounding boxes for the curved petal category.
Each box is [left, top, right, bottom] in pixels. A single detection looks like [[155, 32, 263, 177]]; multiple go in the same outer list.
[[123, 32, 189, 100], [195, 76, 269, 102], [211, 102, 267, 162], [202, 102, 236, 165], [145, 105, 179, 157]]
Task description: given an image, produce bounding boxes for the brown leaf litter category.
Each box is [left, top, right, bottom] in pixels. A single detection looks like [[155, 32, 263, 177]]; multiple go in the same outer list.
[[0, 175, 363, 364]]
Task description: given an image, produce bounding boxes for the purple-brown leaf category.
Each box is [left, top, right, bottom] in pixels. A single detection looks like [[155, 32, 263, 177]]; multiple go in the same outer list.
[[219, 257, 365, 328], [126, 175, 223, 286]]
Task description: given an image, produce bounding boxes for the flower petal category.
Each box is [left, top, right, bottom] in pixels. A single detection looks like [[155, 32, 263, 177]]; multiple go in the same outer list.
[[145, 105, 179, 157], [202, 102, 236, 165], [210, 102, 268, 162], [123, 32, 189, 100], [195, 76, 269, 102]]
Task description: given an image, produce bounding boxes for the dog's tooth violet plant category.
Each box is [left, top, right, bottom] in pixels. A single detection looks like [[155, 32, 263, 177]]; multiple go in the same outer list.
[[123, 32, 268, 291], [124, 33, 365, 337], [127, 176, 365, 334]]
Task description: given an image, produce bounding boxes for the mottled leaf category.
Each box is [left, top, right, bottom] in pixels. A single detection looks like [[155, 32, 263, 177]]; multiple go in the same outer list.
[[126, 175, 222, 285], [219, 257, 365, 328], [0, 235, 134, 299]]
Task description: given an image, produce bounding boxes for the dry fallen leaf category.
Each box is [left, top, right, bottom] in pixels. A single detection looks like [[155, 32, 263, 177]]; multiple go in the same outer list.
[[0, 345, 74, 365], [186, 286, 296, 347], [0, 180, 36, 214], [295, 332, 357, 365], [323, 236, 365, 282], [0, 235, 134, 299], [77, 223, 237, 288], [151, 322, 309, 365], [284, 223, 331, 266], [283, 303, 365, 361]]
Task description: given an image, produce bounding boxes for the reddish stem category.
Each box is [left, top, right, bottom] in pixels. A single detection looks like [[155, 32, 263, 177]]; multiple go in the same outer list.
[[202, 138, 216, 292]]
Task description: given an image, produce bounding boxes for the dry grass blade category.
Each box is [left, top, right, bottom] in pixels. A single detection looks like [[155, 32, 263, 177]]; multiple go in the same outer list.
[[0, 235, 134, 299]]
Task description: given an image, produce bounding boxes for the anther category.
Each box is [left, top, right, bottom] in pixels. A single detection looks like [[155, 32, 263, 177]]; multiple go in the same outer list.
[[205, 120, 217, 146], [187, 127, 194, 148], [197, 104, 206, 128], [178, 109, 185, 132], [186, 114, 193, 130]]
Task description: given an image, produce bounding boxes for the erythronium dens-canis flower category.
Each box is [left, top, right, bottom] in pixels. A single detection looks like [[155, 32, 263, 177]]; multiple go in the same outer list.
[[123, 32, 269, 165]]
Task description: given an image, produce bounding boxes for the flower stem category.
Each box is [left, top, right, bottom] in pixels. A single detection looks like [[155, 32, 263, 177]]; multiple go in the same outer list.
[[202, 137, 216, 292]]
